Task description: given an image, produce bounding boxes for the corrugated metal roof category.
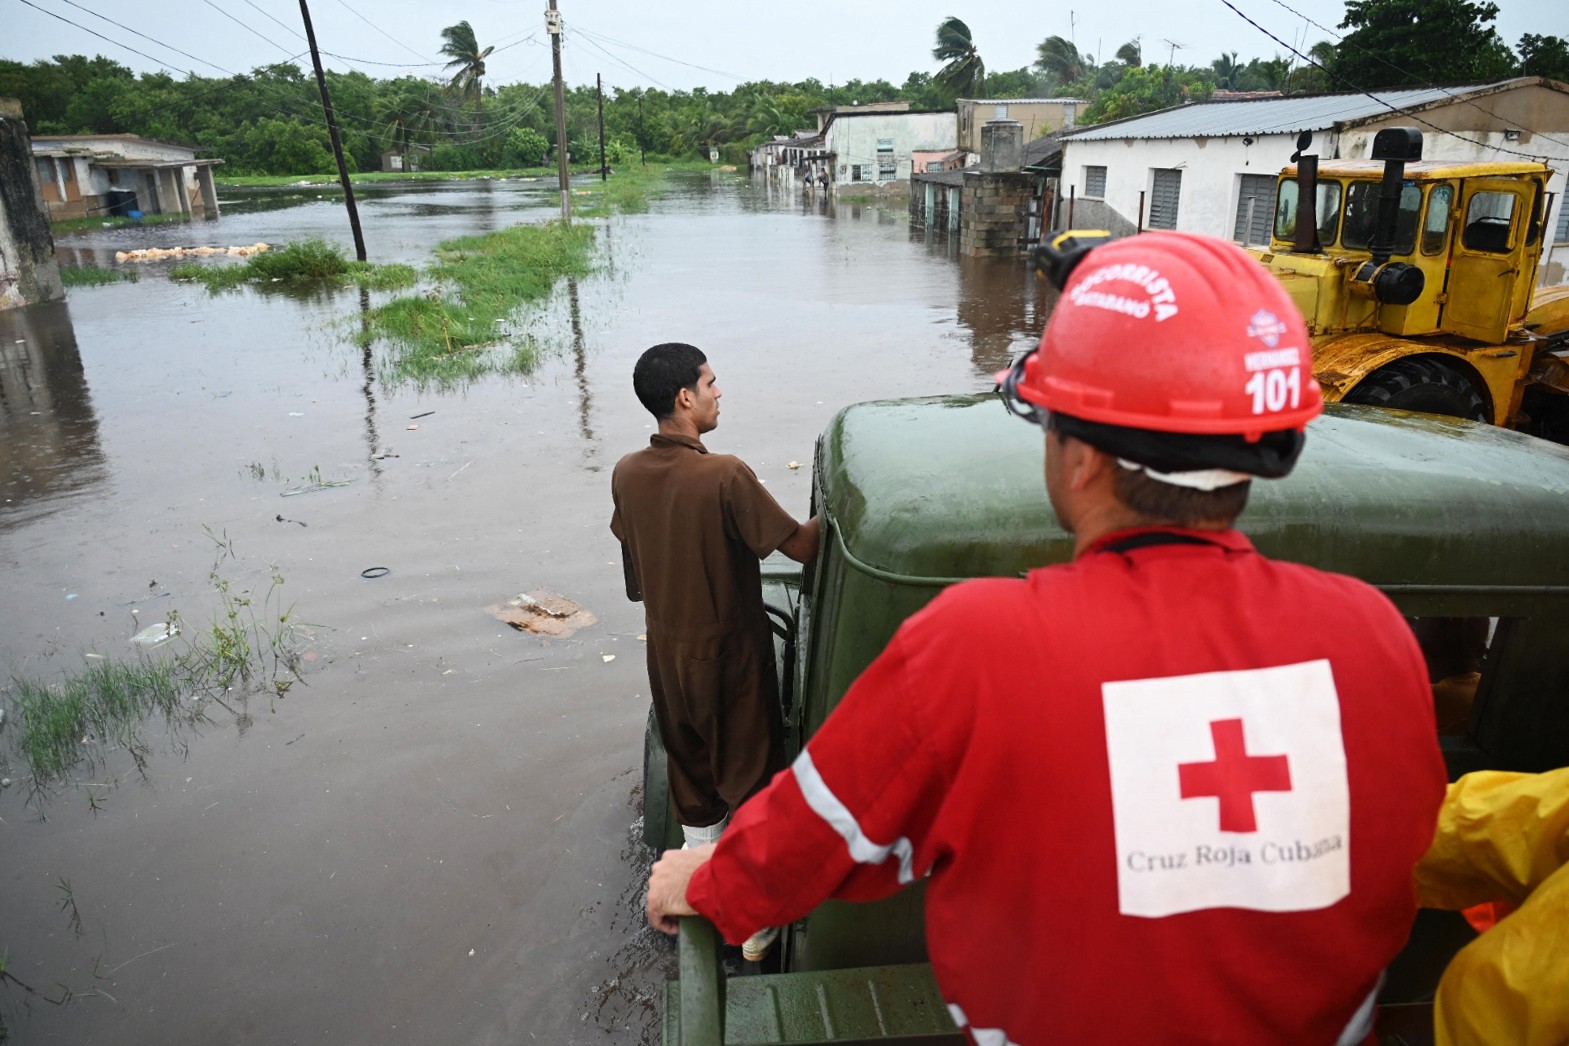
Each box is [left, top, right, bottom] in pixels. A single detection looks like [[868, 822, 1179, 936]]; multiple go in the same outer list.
[[1062, 84, 1491, 141]]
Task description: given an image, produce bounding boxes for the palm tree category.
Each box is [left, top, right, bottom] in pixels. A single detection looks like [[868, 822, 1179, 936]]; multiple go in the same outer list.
[[440, 21, 494, 113], [1035, 35, 1091, 88], [1211, 52, 1242, 90], [932, 17, 986, 99], [1115, 38, 1143, 68]]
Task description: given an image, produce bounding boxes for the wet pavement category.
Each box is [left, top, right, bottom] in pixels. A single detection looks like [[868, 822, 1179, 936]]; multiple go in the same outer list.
[[0, 172, 1051, 1044]]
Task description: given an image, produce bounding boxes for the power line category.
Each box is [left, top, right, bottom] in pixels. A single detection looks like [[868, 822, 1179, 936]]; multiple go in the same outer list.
[[1257, 0, 1569, 150], [335, 0, 433, 63], [238, 0, 307, 41], [567, 23, 680, 93], [199, 0, 297, 60], [1218, 0, 1555, 163], [566, 22, 747, 84]]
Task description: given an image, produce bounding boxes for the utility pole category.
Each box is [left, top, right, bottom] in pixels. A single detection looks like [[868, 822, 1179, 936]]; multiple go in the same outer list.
[[596, 73, 607, 182], [547, 0, 571, 222], [298, 0, 366, 260], [637, 94, 646, 166]]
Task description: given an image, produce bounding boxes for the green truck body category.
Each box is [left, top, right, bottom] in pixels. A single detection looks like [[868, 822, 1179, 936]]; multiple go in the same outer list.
[[647, 394, 1569, 1044]]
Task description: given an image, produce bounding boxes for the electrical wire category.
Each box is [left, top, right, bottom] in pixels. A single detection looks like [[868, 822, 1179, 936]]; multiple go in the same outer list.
[[200, 0, 298, 60], [335, 0, 436, 63], [566, 22, 680, 93], [1218, 0, 1555, 163], [565, 22, 748, 84], [1256, 0, 1569, 150], [237, 0, 307, 41]]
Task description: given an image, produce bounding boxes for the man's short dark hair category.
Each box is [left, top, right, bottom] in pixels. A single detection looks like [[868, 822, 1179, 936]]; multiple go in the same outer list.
[[1112, 466, 1251, 527], [633, 343, 707, 419]]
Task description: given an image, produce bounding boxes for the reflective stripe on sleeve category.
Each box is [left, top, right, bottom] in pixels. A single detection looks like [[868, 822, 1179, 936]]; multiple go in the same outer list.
[[946, 1003, 1020, 1046], [793, 749, 916, 885], [1334, 973, 1382, 1046]]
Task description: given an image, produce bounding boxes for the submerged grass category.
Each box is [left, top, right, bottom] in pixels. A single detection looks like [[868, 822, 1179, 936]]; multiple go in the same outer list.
[[60, 267, 137, 287], [169, 238, 416, 293], [364, 219, 595, 385], [50, 211, 188, 236], [0, 533, 308, 796]]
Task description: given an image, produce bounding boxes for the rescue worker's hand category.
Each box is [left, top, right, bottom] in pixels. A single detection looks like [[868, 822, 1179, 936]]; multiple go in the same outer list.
[[647, 844, 714, 934]]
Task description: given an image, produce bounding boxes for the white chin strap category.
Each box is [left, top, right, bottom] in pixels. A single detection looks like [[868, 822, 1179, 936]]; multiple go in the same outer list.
[[1117, 459, 1252, 491]]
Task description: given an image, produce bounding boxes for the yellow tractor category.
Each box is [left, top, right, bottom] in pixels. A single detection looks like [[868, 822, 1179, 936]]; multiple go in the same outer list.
[[1250, 126, 1569, 440]]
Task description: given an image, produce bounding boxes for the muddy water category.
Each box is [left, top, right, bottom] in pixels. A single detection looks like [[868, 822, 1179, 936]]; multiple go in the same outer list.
[[0, 172, 1051, 1044]]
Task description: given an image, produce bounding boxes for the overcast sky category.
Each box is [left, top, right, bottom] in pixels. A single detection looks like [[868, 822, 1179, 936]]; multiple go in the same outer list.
[[7, 0, 1564, 94]]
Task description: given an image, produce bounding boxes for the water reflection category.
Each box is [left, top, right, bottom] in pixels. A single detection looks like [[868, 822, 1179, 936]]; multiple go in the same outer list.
[[0, 300, 107, 528], [955, 254, 1057, 382], [358, 287, 385, 489], [567, 277, 595, 462]]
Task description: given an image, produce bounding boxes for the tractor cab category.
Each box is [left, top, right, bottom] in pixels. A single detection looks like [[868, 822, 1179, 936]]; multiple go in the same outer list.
[[1245, 127, 1569, 436]]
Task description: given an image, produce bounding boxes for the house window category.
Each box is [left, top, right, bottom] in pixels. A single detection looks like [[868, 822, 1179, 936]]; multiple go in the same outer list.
[[1084, 165, 1107, 198], [1554, 194, 1569, 244], [851, 164, 869, 182], [993, 105, 1008, 120], [877, 139, 896, 181], [1063, 103, 1077, 127], [1149, 168, 1182, 229], [1233, 173, 1276, 246], [35, 157, 54, 183]]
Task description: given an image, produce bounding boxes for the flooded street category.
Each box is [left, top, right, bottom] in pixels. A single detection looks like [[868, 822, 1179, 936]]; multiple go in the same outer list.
[[0, 172, 1049, 1044]]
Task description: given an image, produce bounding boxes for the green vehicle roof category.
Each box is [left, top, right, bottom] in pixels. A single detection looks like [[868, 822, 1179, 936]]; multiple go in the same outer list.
[[817, 395, 1569, 592]]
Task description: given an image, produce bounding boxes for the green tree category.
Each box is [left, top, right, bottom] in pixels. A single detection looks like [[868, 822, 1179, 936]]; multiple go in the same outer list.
[[1035, 36, 1093, 90], [1083, 64, 1213, 123], [502, 126, 550, 166], [1115, 39, 1143, 68], [440, 21, 494, 111], [933, 17, 986, 100], [1211, 52, 1242, 90], [1518, 34, 1569, 81], [1330, 0, 1516, 89], [1286, 41, 1337, 93]]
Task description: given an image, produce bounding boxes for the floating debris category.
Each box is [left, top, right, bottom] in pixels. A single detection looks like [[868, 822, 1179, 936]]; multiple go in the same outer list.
[[281, 480, 352, 497], [130, 622, 179, 646], [115, 243, 271, 263], [487, 589, 597, 637]]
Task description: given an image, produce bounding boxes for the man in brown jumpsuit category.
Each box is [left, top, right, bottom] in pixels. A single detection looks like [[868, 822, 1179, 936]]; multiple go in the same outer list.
[[611, 343, 819, 958]]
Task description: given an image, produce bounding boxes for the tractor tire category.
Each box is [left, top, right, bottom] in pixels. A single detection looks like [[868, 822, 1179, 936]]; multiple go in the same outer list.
[[642, 704, 675, 850], [1342, 357, 1490, 423]]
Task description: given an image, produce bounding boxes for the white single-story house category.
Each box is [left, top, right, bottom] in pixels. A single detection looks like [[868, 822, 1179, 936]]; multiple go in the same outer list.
[[29, 133, 221, 221], [822, 108, 957, 196], [1057, 77, 1569, 283]]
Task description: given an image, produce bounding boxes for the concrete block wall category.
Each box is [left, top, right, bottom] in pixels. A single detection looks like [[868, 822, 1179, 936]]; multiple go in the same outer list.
[[959, 171, 1036, 257], [0, 98, 64, 309]]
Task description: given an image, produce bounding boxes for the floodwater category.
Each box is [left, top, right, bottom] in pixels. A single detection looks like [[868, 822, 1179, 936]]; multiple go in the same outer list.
[[0, 172, 1051, 1044]]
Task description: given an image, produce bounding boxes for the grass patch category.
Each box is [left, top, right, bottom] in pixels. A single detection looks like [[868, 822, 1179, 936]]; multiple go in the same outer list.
[[50, 212, 190, 236], [0, 533, 308, 796], [60, 266, 137, 287], [364, 219, 595, 386], [169, 238, 416, 293]]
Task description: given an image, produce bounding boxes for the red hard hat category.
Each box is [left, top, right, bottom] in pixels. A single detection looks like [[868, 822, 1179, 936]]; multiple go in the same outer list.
[[999, 231, 1321, 441]]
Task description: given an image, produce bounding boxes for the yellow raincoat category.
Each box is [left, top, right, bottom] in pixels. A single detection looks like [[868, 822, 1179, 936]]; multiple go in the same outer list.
[[1414, 767, 1569, 1046]]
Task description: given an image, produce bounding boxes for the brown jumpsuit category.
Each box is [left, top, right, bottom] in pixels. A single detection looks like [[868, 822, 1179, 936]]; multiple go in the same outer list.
[[610, 433, 798, 827]]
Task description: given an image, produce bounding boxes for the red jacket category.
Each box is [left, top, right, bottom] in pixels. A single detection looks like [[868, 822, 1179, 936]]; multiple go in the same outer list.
[[689, 528, 1446, 1044]]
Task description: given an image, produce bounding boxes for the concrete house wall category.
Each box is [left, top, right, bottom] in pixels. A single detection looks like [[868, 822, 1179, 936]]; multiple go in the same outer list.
[[957, 98, 1087, 153], [1, 98, 64, 308], [825, 111, 957, 197], [1057, 78, 1569, 283], [30, 134, 220, 221]]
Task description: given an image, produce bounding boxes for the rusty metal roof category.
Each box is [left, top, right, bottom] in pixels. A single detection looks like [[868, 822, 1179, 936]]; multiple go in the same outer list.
[[1062, 83, 1495, 141]]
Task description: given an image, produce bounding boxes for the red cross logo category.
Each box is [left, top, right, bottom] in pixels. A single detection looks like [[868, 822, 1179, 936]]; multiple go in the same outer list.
[[1178, 718, 1293, 833]]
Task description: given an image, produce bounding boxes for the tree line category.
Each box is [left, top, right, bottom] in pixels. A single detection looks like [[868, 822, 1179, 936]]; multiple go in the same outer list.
[[2, 1, 1564, 177]]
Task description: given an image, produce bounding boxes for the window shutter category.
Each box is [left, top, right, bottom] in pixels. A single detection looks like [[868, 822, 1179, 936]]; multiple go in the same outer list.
[[1149, 168, 1182, 230]]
